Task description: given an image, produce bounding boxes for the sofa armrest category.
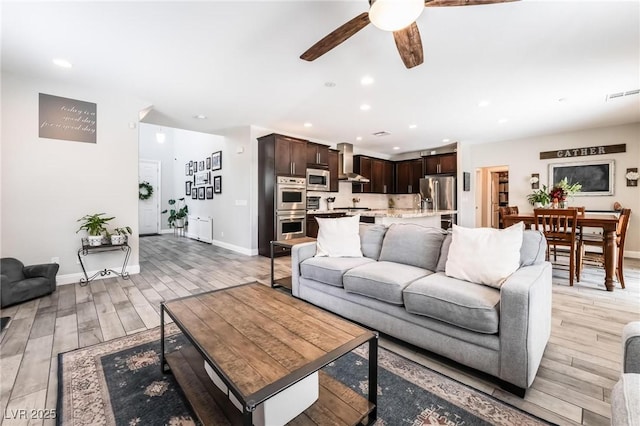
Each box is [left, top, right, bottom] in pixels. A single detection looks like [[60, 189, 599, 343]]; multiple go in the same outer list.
[[622, 322, 640, 374], [23, 263, 59, 291], [291, 242, 317, 298], [499, 261, 553, 389]]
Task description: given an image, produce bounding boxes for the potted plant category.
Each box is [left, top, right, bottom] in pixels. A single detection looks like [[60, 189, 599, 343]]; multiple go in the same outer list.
[[162, 198, 189, 228], [77, 213, 115, 246], [110, 226, 132, 245], [527, 186, 550, 208]]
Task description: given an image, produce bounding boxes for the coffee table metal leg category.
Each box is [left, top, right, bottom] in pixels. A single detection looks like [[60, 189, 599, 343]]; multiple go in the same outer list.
[[368, 333, 379, 423], [160, 304, 167, 373], [242, 408, 252, 426], [270, 241, 275, 288]]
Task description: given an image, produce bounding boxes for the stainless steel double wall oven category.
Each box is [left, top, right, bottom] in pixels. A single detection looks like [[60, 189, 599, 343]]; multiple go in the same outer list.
[[275, 176, 306, 240]]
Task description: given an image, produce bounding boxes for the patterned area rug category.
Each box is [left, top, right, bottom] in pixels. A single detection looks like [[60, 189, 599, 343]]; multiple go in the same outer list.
[[58, 326, 549, 426]]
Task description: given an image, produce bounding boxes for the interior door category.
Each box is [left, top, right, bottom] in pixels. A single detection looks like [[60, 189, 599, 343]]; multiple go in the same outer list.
[[139, 159, 161, 235], [490, 172, 500, 228]]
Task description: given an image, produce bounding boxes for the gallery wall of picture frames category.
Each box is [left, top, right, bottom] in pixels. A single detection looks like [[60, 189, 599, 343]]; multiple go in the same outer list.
[[185, 150, 222, 200]]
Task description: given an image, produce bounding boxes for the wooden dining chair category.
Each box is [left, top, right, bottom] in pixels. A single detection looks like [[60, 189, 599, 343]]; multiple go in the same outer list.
[[535, 208, 579, 286], [498, 206, 519, 229], [577, 209, 631, 288], [551, 206, 585, 260]]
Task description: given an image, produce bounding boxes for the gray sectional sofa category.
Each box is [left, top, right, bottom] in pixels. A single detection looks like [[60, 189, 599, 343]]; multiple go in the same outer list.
[[291, 223, 553, 395]]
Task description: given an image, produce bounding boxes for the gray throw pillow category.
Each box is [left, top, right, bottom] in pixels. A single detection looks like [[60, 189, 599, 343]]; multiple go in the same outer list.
[[359, 224, 388, 260], [435, 232, 453, 272], [378, 224, 446, 271]]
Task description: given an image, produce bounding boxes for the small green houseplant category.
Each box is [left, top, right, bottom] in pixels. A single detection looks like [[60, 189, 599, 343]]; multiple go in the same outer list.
[[527, 186, 551, 208], [77, 213, 115, 246], [162, 198, 188, 228], [109, 226, 132, 245]]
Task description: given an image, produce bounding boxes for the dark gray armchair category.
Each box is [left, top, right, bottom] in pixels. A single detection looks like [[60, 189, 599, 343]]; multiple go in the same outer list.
[[1, 258, 59, 308]]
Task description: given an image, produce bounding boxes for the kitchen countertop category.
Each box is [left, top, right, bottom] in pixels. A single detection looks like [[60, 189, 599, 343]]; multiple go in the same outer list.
[[307, 208, 457, 218]]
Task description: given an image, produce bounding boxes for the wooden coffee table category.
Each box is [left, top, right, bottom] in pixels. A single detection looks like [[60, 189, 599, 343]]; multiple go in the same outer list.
[[160, 282, 378, 425]]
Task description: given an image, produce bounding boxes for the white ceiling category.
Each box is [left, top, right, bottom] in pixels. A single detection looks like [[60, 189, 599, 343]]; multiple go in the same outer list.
[[2, 0, 639, 154]]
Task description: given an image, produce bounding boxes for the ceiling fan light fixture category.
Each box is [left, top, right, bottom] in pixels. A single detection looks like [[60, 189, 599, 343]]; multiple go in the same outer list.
[[369, 0, 424, 32]]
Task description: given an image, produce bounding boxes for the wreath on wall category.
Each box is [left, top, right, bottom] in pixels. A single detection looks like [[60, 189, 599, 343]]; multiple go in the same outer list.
[[139, 181, 154, 200]]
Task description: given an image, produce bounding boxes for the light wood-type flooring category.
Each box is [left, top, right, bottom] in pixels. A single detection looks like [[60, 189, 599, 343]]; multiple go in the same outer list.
[[1, 234, 638, 425]]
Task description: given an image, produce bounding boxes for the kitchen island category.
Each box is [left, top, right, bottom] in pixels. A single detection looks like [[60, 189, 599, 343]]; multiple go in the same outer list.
[[353, 209, 457, 227]]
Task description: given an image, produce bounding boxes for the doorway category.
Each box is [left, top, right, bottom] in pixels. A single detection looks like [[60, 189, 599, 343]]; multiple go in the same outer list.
[[139, 159, 161, 235], [475, 165, 509, 228]]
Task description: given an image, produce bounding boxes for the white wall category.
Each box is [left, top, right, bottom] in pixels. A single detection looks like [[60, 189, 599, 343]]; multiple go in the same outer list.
[[1, 72, 150, 282], [458, 123, 640, 254]]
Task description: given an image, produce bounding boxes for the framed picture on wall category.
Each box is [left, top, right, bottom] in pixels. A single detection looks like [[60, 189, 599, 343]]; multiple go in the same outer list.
[[195, 171, 209, 186], [212, 151, 222, 171], [185, 164, 189, 176], [213, 175, 222, 193], [206, 186, 213, 199], [549, 159, 614, 196], [191, 189, 197, 199], [193, 160, 198, 171], [199, 160, 205, 171], [198, 187, 205, 200], [185, 181, 192, 195], [206, 157, 211, 170]]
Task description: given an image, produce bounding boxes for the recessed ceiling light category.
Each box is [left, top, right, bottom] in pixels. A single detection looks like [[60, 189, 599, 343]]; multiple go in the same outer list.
[[53, 58, 72, 68], [194, 114, 207, 119], [324, 81, 336, 87], [558, 97, 567, 102], [442, 138, 450, 143], [478, 100, 491, 108], [498, 118, 509, 124], [303, 122, 313, 127], [409, 124, 417, 129], [393, 146, 400, 150], [360, 104, 371, 111], [361, 75, 374, 86], [356, 136, 362, 141]]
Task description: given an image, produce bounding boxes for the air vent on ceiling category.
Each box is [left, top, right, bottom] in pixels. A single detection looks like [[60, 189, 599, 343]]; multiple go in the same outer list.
[[372, 131, 391, 137], [605, 89, 639, 102]]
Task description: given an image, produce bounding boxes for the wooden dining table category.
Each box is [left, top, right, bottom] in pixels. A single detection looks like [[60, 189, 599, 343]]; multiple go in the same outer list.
[[503, 213, 620, 291]]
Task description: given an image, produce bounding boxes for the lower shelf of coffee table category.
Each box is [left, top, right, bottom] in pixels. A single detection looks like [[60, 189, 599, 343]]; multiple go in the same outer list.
[[166, 345, 375, 426]]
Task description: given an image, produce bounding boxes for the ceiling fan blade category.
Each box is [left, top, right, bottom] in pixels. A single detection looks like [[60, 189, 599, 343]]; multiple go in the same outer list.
[[425, 0, 519, 6], [393, 22, 424, 69], [300, 12, 370, 61]]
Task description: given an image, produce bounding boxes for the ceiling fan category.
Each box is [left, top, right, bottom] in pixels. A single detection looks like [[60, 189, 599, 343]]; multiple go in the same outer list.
[[300, 0, 518, 69]]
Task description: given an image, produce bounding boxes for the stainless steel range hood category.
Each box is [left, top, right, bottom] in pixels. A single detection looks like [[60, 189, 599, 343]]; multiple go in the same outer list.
[[338, 143, 370, 182]]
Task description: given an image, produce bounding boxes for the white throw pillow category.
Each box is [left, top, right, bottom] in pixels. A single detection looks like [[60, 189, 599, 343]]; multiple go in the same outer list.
[[445, 222, 524, 288], [315, 215, 363, 258]]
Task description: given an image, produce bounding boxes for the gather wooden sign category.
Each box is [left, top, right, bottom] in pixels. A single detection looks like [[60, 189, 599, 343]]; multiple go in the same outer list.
[[540, 144, 626, 160]]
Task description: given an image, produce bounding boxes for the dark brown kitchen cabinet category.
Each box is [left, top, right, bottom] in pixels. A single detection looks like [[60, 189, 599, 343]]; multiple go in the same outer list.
[[306, 142, 329, 167], [352, 155, 372, 193], [328, 149, 339, 192], [306, 212, 347, 237], [396, 158, 423, 193], [273, 135, 307, 177], [424, 152, 457, 175], [353, 156, 393, 193]]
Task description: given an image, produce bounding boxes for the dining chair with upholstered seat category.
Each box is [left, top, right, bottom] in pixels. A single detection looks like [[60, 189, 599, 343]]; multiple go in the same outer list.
[[577, 208, 631, 288], [534, 208, 579, 286]]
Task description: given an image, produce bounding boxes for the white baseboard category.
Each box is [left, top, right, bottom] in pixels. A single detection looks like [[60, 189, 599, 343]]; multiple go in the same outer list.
[[159, 229, 174, 235], [626, 250, 639, 259], [211, 239, 258, 256], [56, 264, 140, 286]]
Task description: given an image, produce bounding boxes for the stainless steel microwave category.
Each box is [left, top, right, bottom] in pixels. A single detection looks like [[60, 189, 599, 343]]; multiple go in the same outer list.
[[306, 168, 330, 192]]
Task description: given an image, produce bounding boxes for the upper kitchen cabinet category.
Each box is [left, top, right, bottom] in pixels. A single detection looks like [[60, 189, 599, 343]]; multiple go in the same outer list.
[[306, 142, 329, 168], [395, 158, 423, 193], [264, 134, 306, 177], [353, 156, 394, 194], [424, 152, 457, 175], [328, 149, 339, 192]]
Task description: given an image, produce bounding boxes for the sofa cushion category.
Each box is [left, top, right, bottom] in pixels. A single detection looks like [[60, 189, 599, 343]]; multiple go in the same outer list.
[[343, 261, 431, 305], [359, 224, 387, 260], [315, 215, 362, 258], [300, 257, 375, 287], [403, 273, 501, 334], [378, 224, 446, 271], [611, 374, 640, 426], [520, 230, 546, 266], [445, 223, 524, 288], [435, 232, 452, 272]]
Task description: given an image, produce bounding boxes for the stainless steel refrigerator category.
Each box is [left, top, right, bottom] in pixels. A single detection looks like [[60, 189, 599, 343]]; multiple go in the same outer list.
[[420, 176, 457, 228]]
